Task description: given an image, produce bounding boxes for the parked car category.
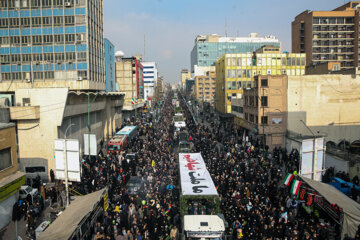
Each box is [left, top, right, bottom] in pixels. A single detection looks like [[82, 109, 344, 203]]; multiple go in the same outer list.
[[328, 177, 360, 196], [19, 185, 39, 203]]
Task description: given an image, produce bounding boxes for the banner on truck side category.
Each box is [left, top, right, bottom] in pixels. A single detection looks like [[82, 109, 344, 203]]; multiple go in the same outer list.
[[179, 153, 218, 196]]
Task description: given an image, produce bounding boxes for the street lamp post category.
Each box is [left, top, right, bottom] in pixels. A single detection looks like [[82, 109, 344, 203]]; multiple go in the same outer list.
[[64, 123, 75, 207]]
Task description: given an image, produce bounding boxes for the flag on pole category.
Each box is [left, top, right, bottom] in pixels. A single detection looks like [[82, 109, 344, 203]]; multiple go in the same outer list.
[[135, 98, 138, 104], [283, 173, 295, 186], [131, 98, 135, 105], [291, 180, 302, 195]]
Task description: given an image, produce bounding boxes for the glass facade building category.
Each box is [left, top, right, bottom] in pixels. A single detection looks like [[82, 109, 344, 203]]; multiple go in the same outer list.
[[190, 34, 281, 73], [104, 38, 115, 92], [0, 0, 104, 90]]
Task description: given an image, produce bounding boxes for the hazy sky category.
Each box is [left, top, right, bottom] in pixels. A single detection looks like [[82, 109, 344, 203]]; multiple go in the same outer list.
[[104, 0, 349, 83]]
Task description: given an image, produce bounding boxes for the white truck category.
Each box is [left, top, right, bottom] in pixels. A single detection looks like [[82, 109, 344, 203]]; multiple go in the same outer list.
[[183, 215, 225, 240]]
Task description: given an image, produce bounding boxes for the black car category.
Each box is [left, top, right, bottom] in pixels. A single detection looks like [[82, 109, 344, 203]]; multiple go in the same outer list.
[[126, 176, 148, 197]]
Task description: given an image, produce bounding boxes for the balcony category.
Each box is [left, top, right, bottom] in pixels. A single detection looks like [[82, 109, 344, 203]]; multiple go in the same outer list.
[[10, 106, 40, 120]]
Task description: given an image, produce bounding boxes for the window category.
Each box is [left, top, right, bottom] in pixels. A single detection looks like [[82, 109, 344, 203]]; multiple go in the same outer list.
[[33, 72, 43, 79], [10, 36, 21, 45], [25, 166, 46, 173], [54, 34, 64, 43], [250, 114, 254, 123], [0, 55, 10, 63], [261, 79, 268, 87], [11, 54, 21, 62], [232, 81, 236, 90], [42, 17, 52, 26], [0, 37, 10, 45], [22, 54, 31, 62], [54, 0, 64, 6], [33, 54, 43, 61], [261, 116, 268, 125], [227, 70, 231, 78], [54, 16, 63, 26], [66, 52, 76, 61], [245, 113, 248, 121], [65, 34, 75, 43], [65, 16, 74, 25], [42, 0, 52, 7], [0, 0, 8, 8], [9, 18, 19, 27], [44, 53, 53, 61], [334, 64, 340, 71], [31, 0, 41, 7], [0, 148, 12, 171], [43, 35, 53, 44], [21, 18, 30, 27], [0, 19, 8, 28], [55, 53, 64, 61], [261, 96, 268, 107], [44, 71, 54, 79], [226, 82, 231, 90], [32, 36, 42, 45], [31, 17, 42, 27]]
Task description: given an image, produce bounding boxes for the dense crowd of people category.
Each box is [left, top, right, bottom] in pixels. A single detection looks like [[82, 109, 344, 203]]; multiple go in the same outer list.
[[17, 91, 360, 240]]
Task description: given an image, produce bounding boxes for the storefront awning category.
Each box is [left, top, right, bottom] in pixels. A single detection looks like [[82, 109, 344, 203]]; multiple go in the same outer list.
[[301, 177, 360, 239], [38, 188, 106, 240]]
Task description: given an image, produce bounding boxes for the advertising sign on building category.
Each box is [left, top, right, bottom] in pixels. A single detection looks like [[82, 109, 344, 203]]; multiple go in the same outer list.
[[84, 134, 97, 156], [54, 139, 81, 182]]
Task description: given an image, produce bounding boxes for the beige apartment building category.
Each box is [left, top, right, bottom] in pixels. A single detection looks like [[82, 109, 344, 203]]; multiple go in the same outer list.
[[194, 71, 216, 105], [0, 113, 25, 229], [181, 69, 191, 90], [115, 56, 145, 117], [8, 88, 124, 182], [243, 75, 287, 150], [292, 1, 360, 69], [287, 74, 360, 144]]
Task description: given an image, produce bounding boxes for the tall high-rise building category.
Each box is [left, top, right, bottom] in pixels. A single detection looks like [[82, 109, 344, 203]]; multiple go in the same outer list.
[[190, 33, 281, 76], [215, 46, 306, 114], [142, 62, 157, 101], [104, 38, 116, 92], [0, 0, 105, 91], [292, 1, 360, 69]]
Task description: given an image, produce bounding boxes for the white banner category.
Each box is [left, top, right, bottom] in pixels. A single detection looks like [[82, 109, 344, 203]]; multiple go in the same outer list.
[[84, 134, 97, 156], [179, 153, 218, 196]]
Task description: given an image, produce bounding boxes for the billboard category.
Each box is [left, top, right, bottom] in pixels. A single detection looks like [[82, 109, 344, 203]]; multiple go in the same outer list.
[[55, 139, 81, 182], [83, 134, 97, 156]]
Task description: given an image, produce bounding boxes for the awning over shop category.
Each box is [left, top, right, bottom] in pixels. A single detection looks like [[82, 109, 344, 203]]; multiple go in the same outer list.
[[38, 188, 106, 240], [301, 177, 360, 239]]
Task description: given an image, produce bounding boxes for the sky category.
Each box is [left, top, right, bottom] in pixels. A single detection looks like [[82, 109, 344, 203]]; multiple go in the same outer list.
[[104, 0, 350, 84]]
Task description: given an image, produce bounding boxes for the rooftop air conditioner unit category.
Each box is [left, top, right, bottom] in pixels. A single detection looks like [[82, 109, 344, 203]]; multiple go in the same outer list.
[[26, 78, 31, 83], [77, 76, 83, 81], [65, 2, 72, 7]]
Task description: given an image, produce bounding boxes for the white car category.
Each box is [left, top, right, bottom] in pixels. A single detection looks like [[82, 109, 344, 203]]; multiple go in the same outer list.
[[19, 185, 39, 201]]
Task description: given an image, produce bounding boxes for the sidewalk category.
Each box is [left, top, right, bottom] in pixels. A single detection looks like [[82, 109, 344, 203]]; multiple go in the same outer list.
[[0, 200, 60, 240]]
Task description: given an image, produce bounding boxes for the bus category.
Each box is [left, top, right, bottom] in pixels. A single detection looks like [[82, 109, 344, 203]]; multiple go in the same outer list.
[[179, 153, 225, 239], [107, 135, 127, 155], [116, 126, 137, 140]]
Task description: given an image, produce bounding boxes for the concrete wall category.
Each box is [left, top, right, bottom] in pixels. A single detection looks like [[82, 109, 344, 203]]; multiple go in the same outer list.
[[287, 74, 360, 143], [325, 153, 349, 173]]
